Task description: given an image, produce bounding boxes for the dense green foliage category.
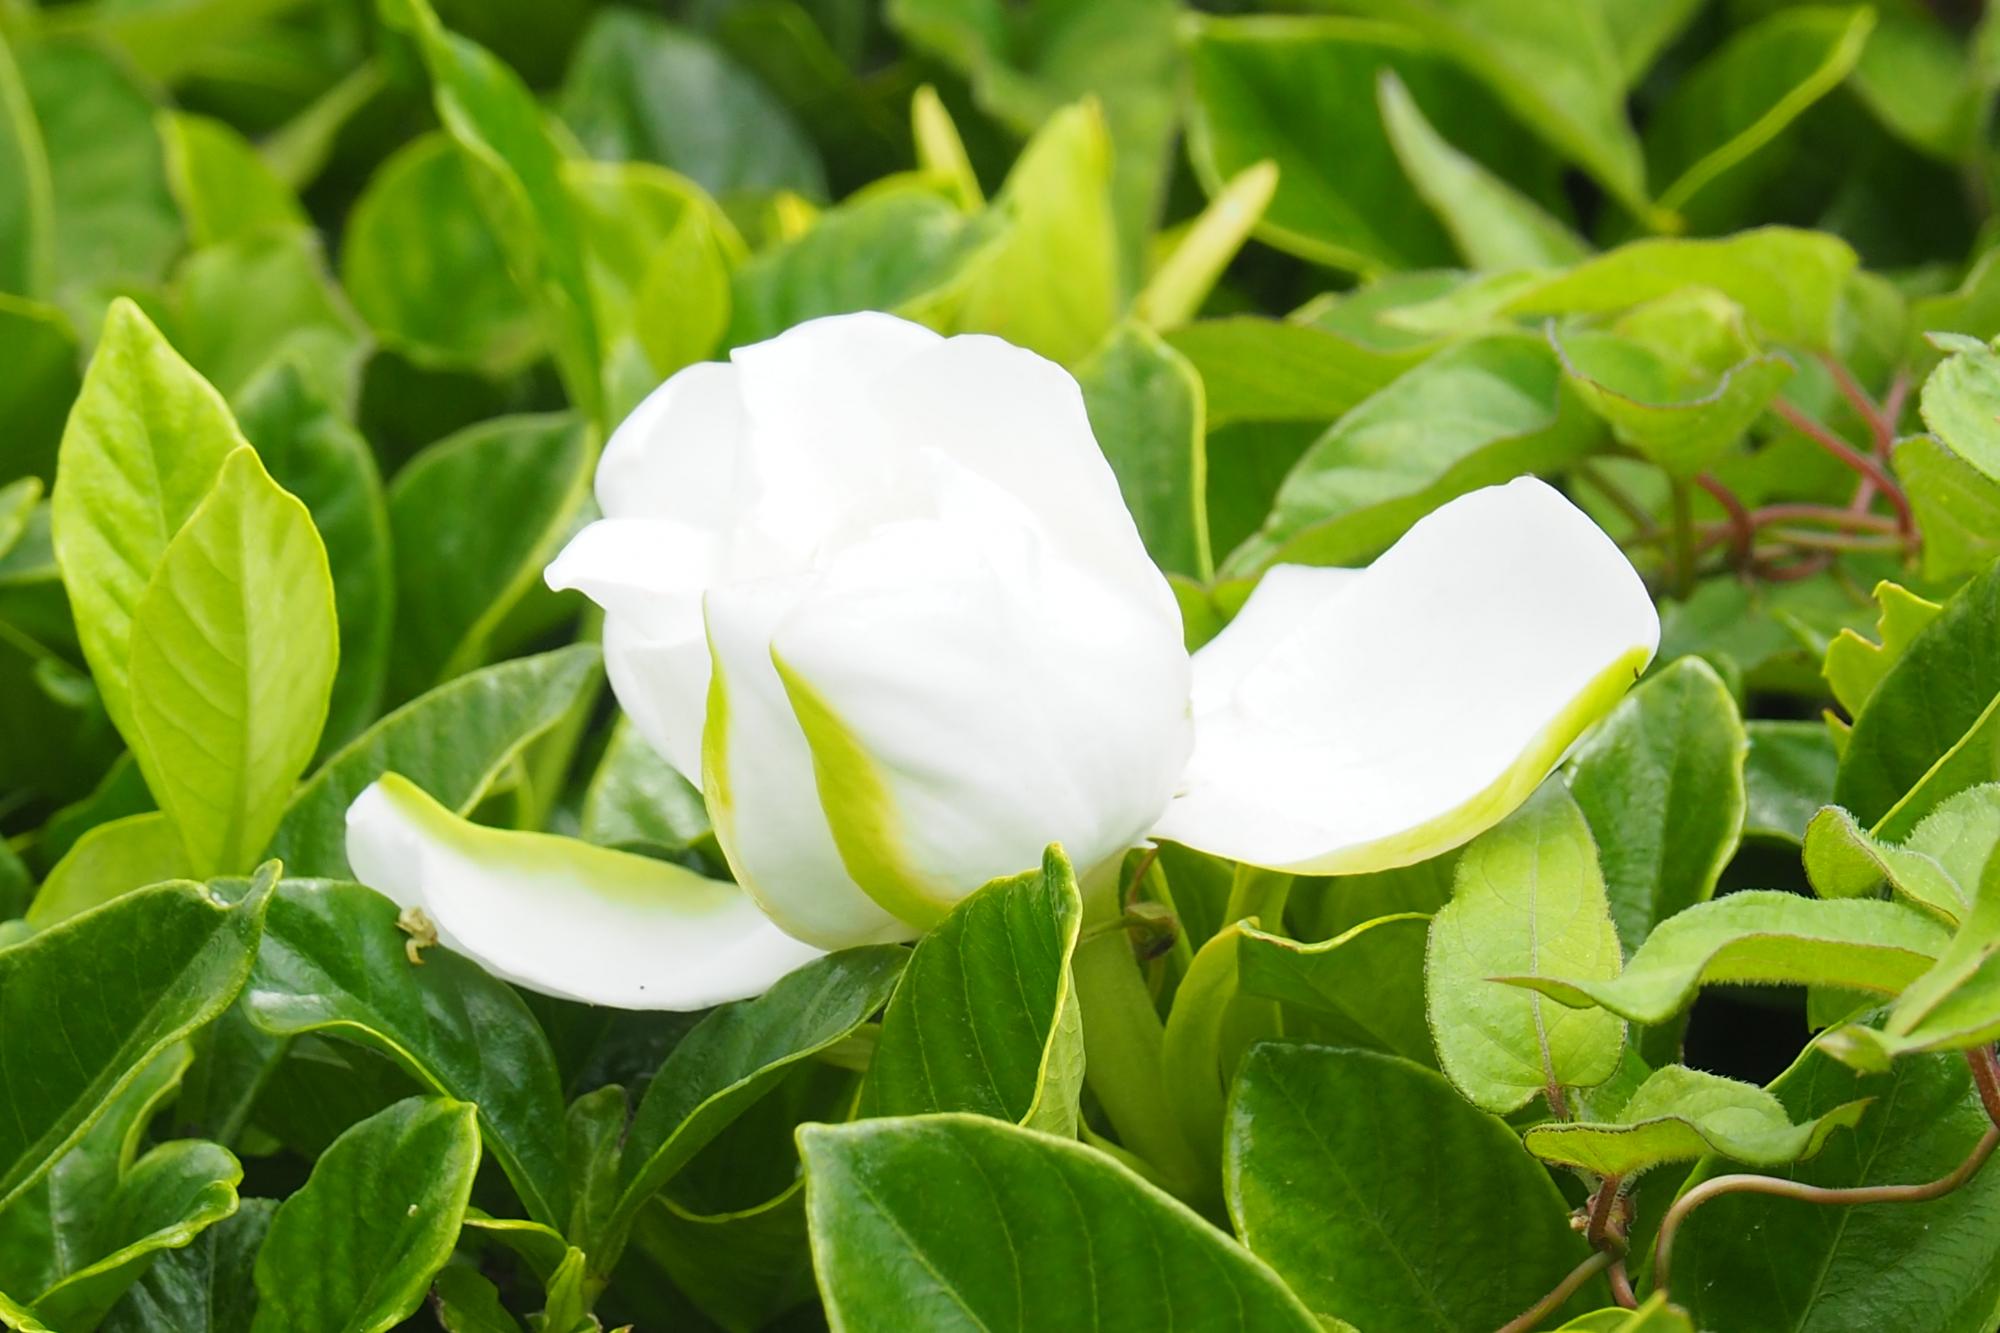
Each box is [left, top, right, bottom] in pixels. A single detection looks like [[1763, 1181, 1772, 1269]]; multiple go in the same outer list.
[[7, 1, 2000, 1330]]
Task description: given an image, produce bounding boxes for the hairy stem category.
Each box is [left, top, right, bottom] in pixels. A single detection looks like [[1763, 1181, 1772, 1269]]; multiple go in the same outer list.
[[1495, 1251, 1613, 1333], [1653, 1123, 2000, 1296]]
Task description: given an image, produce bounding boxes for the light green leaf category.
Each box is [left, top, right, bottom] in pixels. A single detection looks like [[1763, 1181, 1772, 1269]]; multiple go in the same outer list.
[[157, 112, 306, 249], [250, 1097, 479, 1333], [633, 198, 732, 381], [267, 644, 602, 878], [1920, 330, 2000, 478], [1646, 6, 1875, 219], [1164, 316, 1421, 429], [610, 948, 906, 1258], [1837, 561, 2000, 834], [0, 32, 52, 299], [1557, 1292, 1696, 1332], [863, 847, 1082, 1133], [1377, 69, 1587, 270], [1823, 579, 1942, 720], [1553, 326, 1794, 478], [1227, 1045, 1598, 1331], [168, 226, 361, 402], [1427, 781, 1625, 1112], [950, 100, 1119, 365], [1899, 435, 2000, 581], [804, 1113, 1319, 1333], [1604, 0, 1706, 84], [385, 413, 589, 702], [233, 355, 395, 755], [51, 299, 244, 746], [1077, 322, 1211, 579], [1504, 890, 1950, 1025], [557, 9, 823, 202], [26, 811, 190, 928], [1803, 788, 2000, 925], [128, 446, 336, 877], [1567, 656, 1747, 952], [1524, 1063, 1869, 1178], [21, 40, 179, 296], [1501, 228, 1859, 348], [1236, 914, 1433, 1067], [243, 880, 570, 1231], [1227, 335, 1597, 576], [1186, 15, 1564, 273], [1133, 160, 1277, 332], [0, 873, 272, 1211], [340, 133, 541, 375]]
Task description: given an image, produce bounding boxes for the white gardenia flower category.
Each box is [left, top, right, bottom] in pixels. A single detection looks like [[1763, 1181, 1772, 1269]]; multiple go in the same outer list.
[[344, 312, 1660, 1009]]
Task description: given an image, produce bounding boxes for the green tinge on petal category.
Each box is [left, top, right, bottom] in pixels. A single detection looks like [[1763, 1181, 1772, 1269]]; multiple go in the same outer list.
[[772, 650, 957, 930], [1290, 644, 1653, 877]]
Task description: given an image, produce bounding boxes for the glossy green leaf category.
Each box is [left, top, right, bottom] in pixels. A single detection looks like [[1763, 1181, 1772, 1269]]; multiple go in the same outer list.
[[233, 355, 395, 755], [1186, 16, 1563, 273], [243, 880, 570, 1230], [610, 947, 905, 1254], [1427, 782, 1625, 1112], [28, 1139, 242, 1330], [633, 200, 732, 379], [727, 185, 997, 348], [1568, 656, 1747, 951], [1837, 561, 2000, 834], [1524, 1063, 1869, 1178], [384, 0, 602, 418], [1744, 720, 1839, 844], [1505, 890, 1950, 1025], [158, 112, 306, 249], [864, 847, 1081, 1132], [1377, 69, 1587, 270], [341, 133, 540, 374], [430, 1266, 520, 1333], [267, 644, 602, 878], [1339, 0, 1647, 216], [99, 1197, 271, 1333], [1227, 335, 1597, 576], [128, 447, 336, 877], [628, 1186, 813, 1333], [51, 299, 245, 746], [1227, 1045, 1598, 1331], [0, 873, 272, 1211], [557, 9, 823, 202], [1672, 1048, 2000, 1332], [1646, 6, 1875, 220], [1236, 914, 1433, 1066], [384, 413, 590, 702], [250, 1096, 479, 1333], [804, 1113, 1319, 1333], [579, 718, 710, 855], [1077, 322, 1211, 579]]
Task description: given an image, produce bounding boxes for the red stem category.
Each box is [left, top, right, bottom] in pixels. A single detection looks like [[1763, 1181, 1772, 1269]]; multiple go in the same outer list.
[[1771, 400, 1915, 536], [1697, 475, 1754, 566]]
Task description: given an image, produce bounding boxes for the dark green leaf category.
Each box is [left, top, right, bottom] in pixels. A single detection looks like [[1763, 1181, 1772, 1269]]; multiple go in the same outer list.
[[100, 1197, 272, 1333], [1743, 720, 1838, 845], [1236, 914, 1433, 1066]]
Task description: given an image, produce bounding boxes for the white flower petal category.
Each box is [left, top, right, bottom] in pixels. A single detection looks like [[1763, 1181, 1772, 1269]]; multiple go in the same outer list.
[[544, 517, 715, 631], [1189, 564, 1362, 717], [769, 465, 1192, 919], [1152, 477, 1660, 874], [602, 616, 710, 787], [344, 775, 823, 1010], [595, 359, 748, 524], [869, 332, 1170, 614], [702, 574, 912, 948]]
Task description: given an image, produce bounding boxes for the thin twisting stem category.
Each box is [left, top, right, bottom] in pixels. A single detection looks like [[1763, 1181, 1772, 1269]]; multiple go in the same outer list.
[[1494, 1251, 1613, 1333], [1772, 400, 1915, 536], [1696, 475, 1754, 566], [1653, 1124, 2000, 1295], [1968, 1045, 2000, 1127], [1607, 1258, 1638, 1310]]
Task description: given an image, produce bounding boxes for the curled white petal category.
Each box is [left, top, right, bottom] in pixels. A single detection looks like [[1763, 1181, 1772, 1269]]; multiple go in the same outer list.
[[1152, 477, 1661, 874], [344, 774, 823, 1010]]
